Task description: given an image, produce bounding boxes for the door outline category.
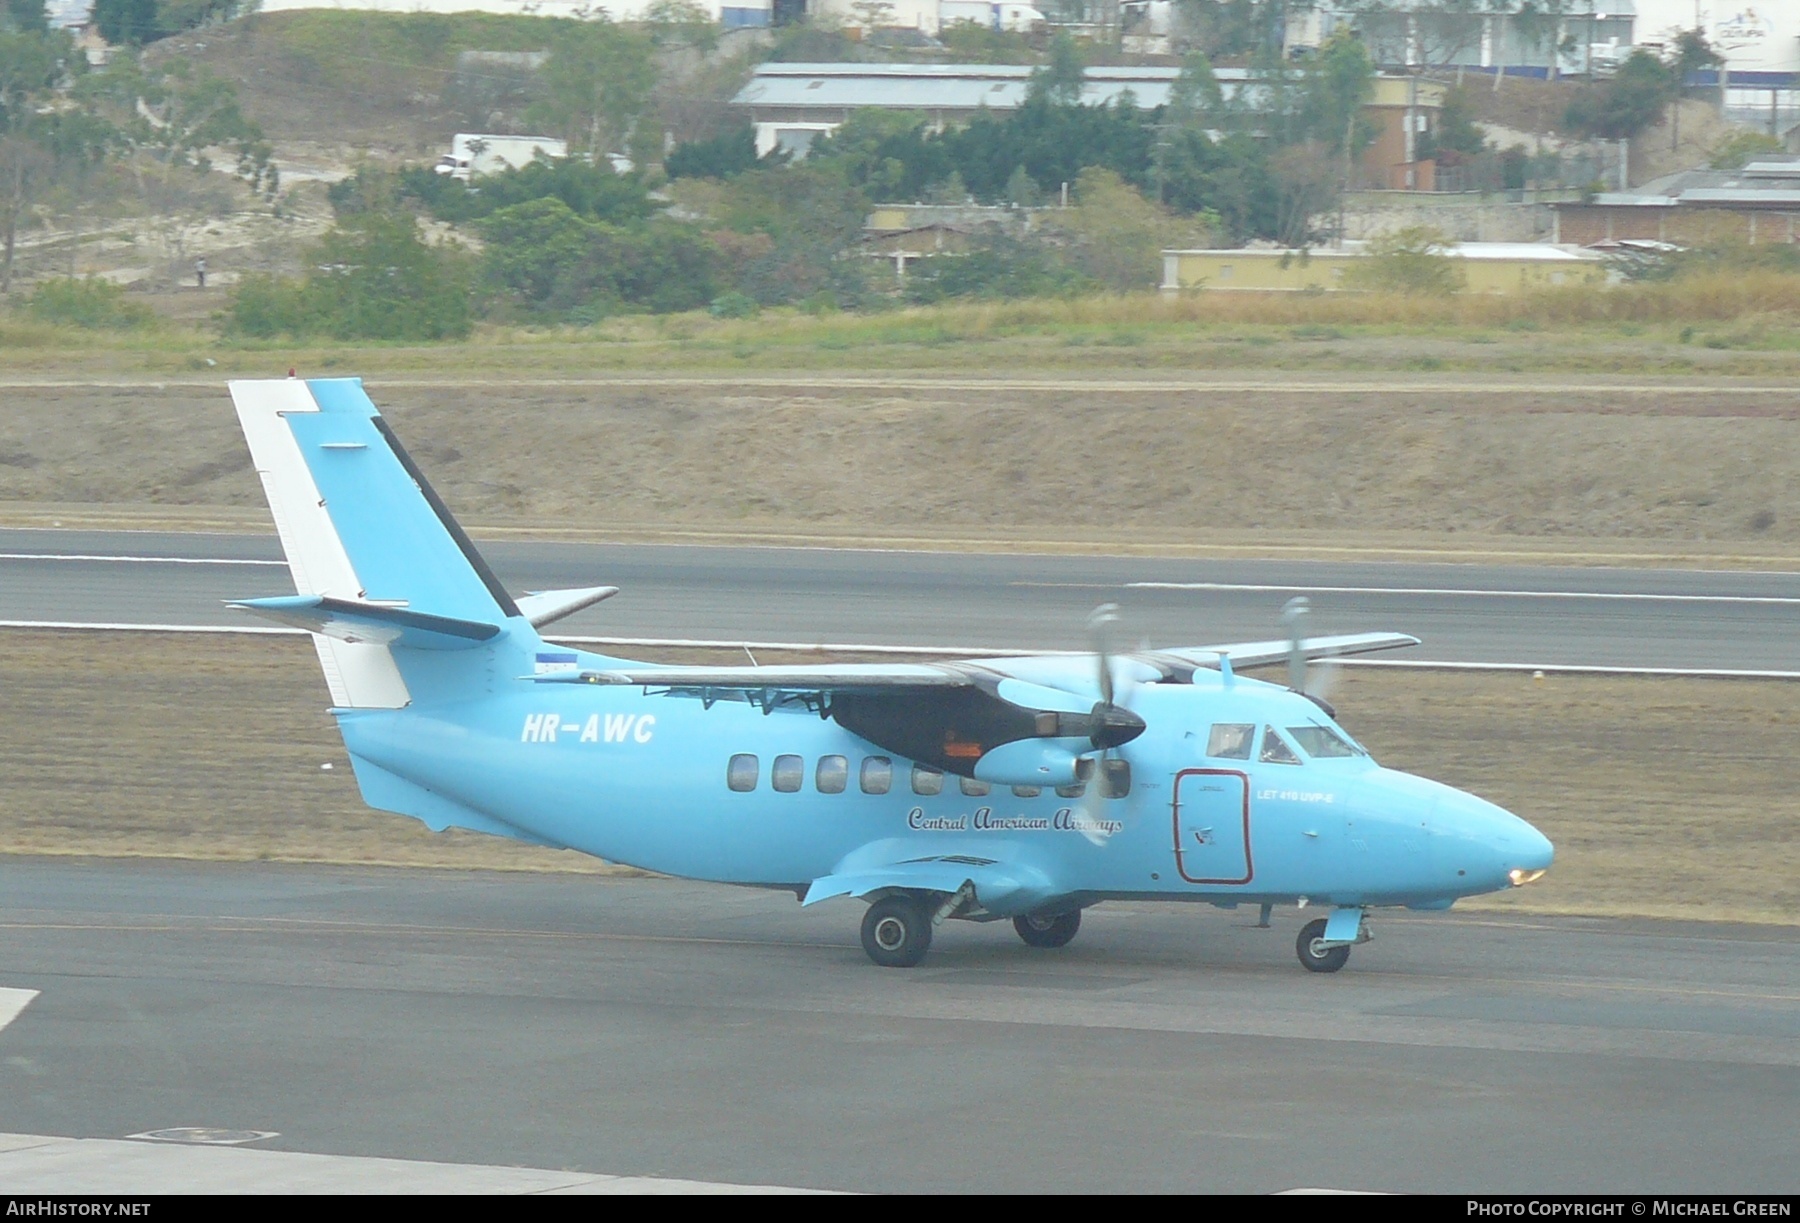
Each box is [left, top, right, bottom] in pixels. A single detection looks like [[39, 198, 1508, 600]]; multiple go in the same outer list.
[[1171, 767, 1253, 885]]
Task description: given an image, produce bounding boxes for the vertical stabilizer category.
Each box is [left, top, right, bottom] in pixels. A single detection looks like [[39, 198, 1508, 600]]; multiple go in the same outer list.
[[232, 378, 409, 708], [229, 377, 528, 709]]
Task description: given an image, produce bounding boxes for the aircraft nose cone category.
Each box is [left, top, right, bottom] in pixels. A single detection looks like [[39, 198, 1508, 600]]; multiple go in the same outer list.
[[1445, 791, 1554, 890]]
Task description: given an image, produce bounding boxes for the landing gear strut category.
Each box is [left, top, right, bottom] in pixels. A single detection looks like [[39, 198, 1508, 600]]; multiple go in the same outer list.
[[861, 895, 932, 968], [1014, 910, 1081, 949]]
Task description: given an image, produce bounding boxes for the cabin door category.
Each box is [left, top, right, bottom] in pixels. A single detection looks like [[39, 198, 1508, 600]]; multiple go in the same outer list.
[[1171, 768, 1252, 886]]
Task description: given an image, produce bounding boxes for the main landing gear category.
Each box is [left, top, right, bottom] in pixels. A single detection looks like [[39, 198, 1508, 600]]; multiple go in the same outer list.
[[1014, 910, 1081, 949], [859, 895, 1085, 967], [861, 896, 933, 968], [1295, 907, 1371, 974]]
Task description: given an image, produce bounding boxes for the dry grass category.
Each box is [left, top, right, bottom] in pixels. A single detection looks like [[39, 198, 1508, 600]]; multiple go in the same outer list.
[[5, 380, 1798, 549], [1, 630, 1794, 924]]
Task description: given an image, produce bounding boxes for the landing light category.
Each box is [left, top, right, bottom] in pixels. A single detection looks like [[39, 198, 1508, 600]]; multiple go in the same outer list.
[[1509, 868, 1547, 887]]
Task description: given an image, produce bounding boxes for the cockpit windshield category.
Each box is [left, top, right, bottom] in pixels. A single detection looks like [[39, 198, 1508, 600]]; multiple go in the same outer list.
[[1206, 723, 1255, 760], [1287, 724, 1364, 759], [1258, 726, 1301, 765]]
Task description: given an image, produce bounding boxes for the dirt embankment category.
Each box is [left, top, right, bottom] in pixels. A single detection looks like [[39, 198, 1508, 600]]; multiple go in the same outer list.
[[0, 381, 1796, 550]]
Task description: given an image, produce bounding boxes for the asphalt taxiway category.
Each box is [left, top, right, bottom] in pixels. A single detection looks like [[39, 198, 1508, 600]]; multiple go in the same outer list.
[[0, 859, 1794, 1194], [5, 529, 1800, 671]]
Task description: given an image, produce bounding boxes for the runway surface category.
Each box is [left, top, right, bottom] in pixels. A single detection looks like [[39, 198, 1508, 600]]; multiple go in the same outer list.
[[0, 859, 1794, 1194], [4, 528, 1800, 670]]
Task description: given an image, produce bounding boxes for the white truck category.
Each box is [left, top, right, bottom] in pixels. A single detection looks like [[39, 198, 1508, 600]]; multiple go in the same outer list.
[[938, 1, 1044, 31], [434, 134, 568, 181]]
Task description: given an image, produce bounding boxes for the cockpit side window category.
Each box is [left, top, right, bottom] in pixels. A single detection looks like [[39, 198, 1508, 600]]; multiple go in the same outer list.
[[1206, 723, 1255, 760], [1287, 724, 1360, 758], [1259, 726, 1301, 766]]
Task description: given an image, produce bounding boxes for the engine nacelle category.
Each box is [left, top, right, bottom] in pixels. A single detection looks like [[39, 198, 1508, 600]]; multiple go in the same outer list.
[[973, 740, 1094, 788]]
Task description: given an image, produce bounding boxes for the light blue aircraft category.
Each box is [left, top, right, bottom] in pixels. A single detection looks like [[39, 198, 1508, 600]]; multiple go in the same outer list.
[[226, 378, 1554, 973]]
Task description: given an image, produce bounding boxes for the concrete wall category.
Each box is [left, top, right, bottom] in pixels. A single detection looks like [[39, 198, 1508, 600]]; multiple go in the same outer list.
[[1342, 194, 1557, 243], [1553, 206, 1800, 246], [1162, 247, 1609, 294]]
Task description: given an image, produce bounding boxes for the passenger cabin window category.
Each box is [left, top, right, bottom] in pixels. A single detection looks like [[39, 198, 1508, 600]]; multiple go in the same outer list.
[[1055, 782, 1085, 799], [1287, 725, 1359, 759], [1099, 758, 1131, 798], [726, 753, 759, 792], [860, 756, 892, 795], [960, 777, 990, 797], [911, 764, 944, 796], [816, 755, 849, 794], [1207, 723, 1255, 760], [1012, 785, 1041, 798], [1259, 727, 1301, 766], [772, 754, 804, 792]]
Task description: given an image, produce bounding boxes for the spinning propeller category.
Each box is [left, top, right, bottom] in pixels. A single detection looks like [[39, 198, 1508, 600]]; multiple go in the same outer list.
[[1281, 596, 1339, 717], [1077, 604, 1138, 845]]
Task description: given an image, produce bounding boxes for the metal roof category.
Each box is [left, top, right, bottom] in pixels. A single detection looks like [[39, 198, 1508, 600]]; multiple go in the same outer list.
[[735, 64, 1199, 112]]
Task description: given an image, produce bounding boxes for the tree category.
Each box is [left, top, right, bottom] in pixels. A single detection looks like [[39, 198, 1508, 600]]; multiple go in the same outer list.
[[526, 19, 657, 161], [1666, 28, 1721, 151], [1050, 167, 1213, 291], [665, 125, 760, 181], [1343, 224, 1465, 295], [1028, 34, 1085, 107], [1564, 49, 1675, 142], [92, 0, 236, 46], [1300, 30, 1375, 153], [230, 212, 472, 340]]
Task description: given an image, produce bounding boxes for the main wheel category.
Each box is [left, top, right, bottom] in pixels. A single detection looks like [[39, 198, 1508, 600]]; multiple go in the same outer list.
[[861, 896, 933, 968], [1296, 917, 1351, 973], [1014, 910, 1081, 949]]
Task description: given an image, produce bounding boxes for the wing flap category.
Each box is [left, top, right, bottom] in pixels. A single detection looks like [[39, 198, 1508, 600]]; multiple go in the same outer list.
[[803, 849, 1056, 917]]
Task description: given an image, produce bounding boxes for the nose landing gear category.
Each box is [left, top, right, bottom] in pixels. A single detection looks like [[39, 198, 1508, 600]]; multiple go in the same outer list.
[[1296, 907, 1370, 973]]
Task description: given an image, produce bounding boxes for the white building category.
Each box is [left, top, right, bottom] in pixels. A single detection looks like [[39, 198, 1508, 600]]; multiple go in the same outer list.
[[251, 0, 773, 29]]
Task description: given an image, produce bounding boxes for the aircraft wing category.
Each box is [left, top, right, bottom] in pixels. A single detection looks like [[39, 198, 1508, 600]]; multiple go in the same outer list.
[[1143, 631, 1421, 673], [804, 842, 1058, 917], [558, 663, 973, 691]]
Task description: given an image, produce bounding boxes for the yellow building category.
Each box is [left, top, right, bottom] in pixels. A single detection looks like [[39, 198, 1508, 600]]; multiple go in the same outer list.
[[1160, 243, 1611, 295]]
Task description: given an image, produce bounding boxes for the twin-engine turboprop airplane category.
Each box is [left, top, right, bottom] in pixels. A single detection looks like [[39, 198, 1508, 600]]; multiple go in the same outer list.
[[226, 378, 1554, 972]]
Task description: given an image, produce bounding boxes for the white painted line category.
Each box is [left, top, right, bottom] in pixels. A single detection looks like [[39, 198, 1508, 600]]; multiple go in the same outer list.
[[0, 552, 285, 567], [1123, 581, 1800, 606], [0, 620, 302, 634], [0, 621, 1794, 678], [0, 987, 39, 1034], [1334, 659, 1800, 680], [0, 1132, 842, 1194]]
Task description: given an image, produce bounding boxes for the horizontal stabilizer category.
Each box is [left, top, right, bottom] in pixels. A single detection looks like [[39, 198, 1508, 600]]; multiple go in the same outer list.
[[229, 595, 500, 651], [515, 585, 619, 629]]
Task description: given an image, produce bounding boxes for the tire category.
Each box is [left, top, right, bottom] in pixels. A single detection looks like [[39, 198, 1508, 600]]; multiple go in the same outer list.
[[1014, 910, 1082, 949], [861, 896, 933, 968], [1296, 917, 1351, 974]]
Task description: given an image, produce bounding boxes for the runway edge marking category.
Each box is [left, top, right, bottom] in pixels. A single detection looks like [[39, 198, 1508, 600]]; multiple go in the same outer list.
[[0, 987, 39, 1034]]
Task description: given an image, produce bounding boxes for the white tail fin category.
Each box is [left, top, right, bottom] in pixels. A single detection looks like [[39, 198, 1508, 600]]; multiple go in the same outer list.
[[232, 378, 411, 708]]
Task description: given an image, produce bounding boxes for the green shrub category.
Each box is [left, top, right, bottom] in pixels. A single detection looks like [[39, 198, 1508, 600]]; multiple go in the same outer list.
[[24, 278, 153, 329], [479, 196, 722, 319], [1343, 226, 1466, 296], [227, 212, 472, 341], [709, 291, 758, 318]]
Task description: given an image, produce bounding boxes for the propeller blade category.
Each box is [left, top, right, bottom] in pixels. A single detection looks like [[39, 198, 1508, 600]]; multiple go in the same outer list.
[[1088, 603, 1119, 707], [1281, 596, 1310, 694]]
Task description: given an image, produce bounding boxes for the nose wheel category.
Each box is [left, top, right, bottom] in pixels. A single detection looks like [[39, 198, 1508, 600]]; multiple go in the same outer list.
[[1296, 915, 1359, 973]]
